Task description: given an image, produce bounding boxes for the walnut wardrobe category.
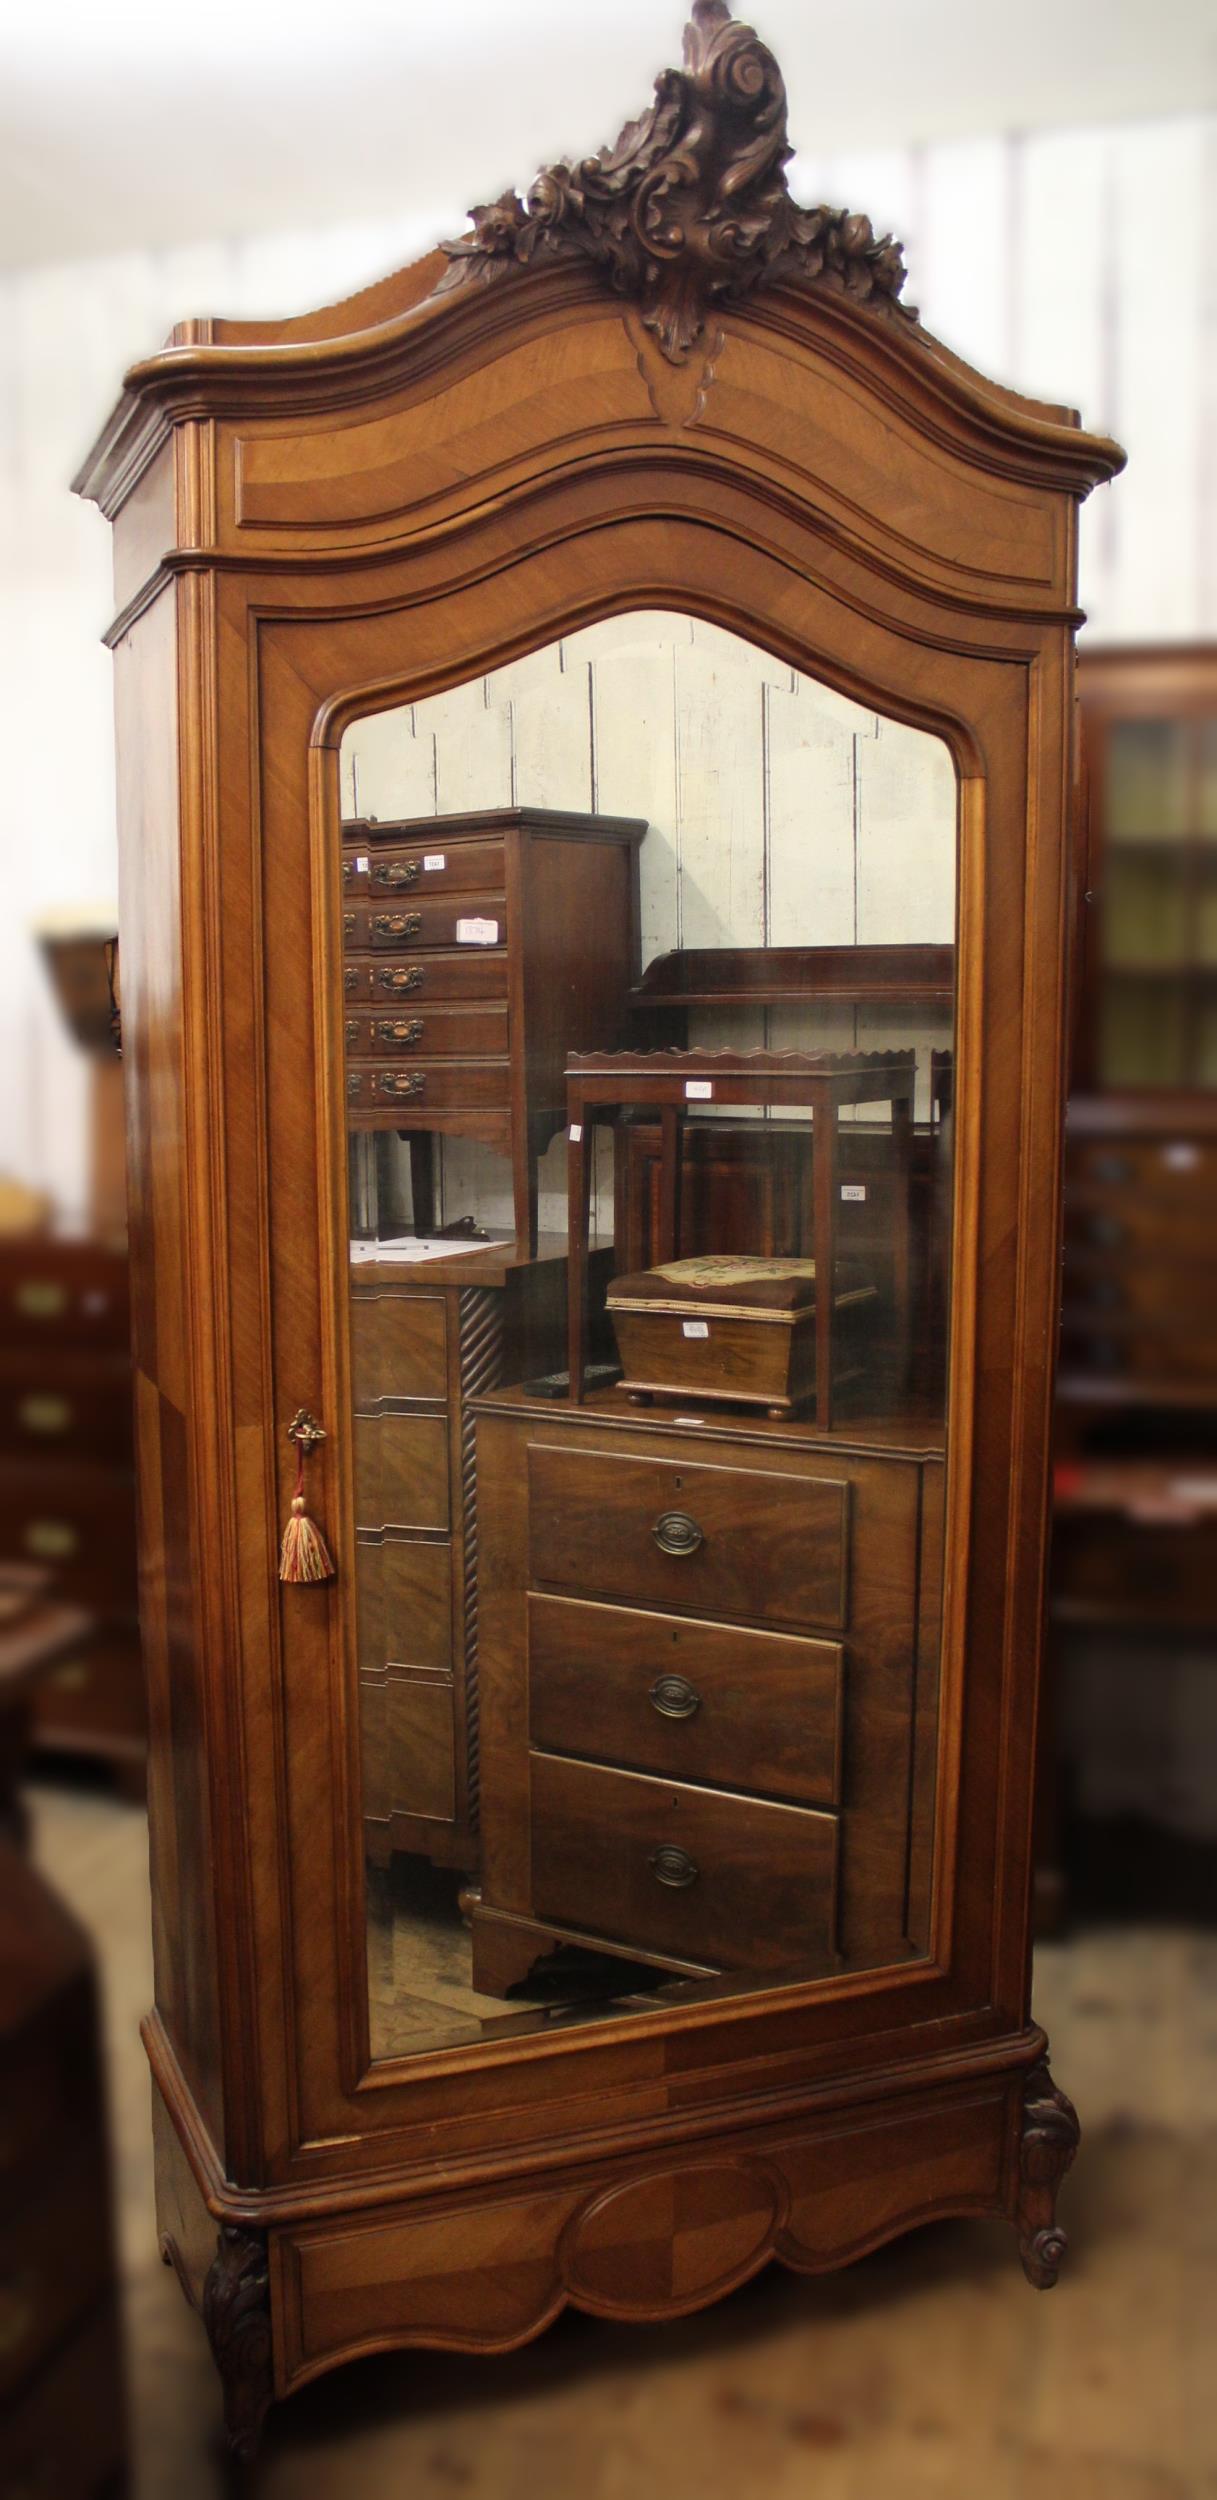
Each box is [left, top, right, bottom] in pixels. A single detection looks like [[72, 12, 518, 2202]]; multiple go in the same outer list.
[[76, 0, 1123, 2457]]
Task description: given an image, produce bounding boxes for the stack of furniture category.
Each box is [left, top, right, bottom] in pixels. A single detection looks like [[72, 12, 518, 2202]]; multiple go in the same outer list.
[[342, 808, 644, 1249], [565, 1042, 916, 1425]]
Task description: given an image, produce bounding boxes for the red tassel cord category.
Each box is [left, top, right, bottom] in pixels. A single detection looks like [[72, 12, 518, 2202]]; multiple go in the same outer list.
[[279, 1441, 336, 1584]]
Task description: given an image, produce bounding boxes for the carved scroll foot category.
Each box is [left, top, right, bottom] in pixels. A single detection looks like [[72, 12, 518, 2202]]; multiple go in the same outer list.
[[1017, 2055, 1080, 2290], [202, 2225, 274, 2461]]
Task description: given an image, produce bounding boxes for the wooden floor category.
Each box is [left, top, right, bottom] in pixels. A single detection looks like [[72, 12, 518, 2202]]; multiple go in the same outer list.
[[29, 1779, 1217, 2500]]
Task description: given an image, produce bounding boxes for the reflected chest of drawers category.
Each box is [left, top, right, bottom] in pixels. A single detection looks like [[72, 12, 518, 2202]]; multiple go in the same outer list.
[[353, 1242, 608, 1873], [342, 808, 645, 1250], [469, 1390, 944, 1992]]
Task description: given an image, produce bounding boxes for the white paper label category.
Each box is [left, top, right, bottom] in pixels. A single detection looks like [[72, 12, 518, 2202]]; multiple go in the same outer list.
[[355, 853, 370, 871], [1162, 1142, 1200, 1171], [841, 1183, 867, 1202], [682, 1319, 710, 1339], [568, 1123, 583, 1144], [423, 853, 446, 872], [455, 916, 499, 946], [685, 1080, 713, 1100]]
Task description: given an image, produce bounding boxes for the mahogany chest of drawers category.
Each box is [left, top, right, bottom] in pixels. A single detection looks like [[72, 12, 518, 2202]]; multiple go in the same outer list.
[[341, 808, 644, 1249], [0, 1239, 143, 1795], [469, 1390, 944, 1991]]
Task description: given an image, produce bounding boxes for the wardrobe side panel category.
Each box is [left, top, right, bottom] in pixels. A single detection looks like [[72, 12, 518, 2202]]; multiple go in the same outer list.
[[114, 581, 225, 2146]]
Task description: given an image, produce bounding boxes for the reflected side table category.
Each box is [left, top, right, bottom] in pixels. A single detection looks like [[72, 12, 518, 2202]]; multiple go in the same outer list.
[[565, 1048, 916, 1429]]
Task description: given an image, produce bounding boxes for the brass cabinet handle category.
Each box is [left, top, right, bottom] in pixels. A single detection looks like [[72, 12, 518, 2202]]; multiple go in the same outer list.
[[344, 967, 361, 995], [343, 913, 356, 940], [371, 859, 420, 889], [372, 1017, 424, 1047], [344, 1019, 359, 1046], [372, 911, 422, 940], [648, 1844, 699, 1890], [378, 965, 425, 996], [648, 1673, 701, 1720], [652, 1509, 703, 1558], [379, 1071, 426, 1100], [346, 1072, 363, 1100]]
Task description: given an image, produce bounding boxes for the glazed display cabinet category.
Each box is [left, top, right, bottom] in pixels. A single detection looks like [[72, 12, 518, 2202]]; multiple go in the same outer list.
[[75, 0, 1122, 2456]]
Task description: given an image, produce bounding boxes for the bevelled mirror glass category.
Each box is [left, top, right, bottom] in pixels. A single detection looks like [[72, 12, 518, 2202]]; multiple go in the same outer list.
[[337, 612, 957, 2063]]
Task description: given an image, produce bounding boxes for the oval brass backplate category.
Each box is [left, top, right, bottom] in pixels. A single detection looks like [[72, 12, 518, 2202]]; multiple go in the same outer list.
[[648, 1844, 699, 1889], [652, 1510, 704, 1558], [648, 1673, 701, 1720]]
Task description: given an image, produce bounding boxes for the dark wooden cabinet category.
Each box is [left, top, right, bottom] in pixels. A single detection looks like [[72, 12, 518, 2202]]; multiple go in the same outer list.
[[75, 0, 1121, 2458]]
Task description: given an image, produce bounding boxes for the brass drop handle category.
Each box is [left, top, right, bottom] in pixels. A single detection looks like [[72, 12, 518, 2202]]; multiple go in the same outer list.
[[651, 1510, 703, 1558], [378, 965, 425, 996], [344, 1019, 359, 1046], [371, 858, 421, 889], [648, 1844, 699, 1890], [0, 2275, 36, 2365], [648, 1673, 701, 1720], [379, 1071, 426, 1100], [346, 1072, 362, 1100], [372, 911, 422, 940], [344, 967, 361, 995], [372, 1017, 424, 1047]]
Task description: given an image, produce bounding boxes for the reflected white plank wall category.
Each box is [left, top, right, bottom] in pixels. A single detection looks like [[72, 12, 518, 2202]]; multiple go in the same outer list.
[[3, 112, 1215, 1211], [342, 614, 956, 1232]]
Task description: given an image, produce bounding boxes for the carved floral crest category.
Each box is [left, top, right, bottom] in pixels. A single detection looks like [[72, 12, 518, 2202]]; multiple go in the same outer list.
[[437, 0, 916, 363]]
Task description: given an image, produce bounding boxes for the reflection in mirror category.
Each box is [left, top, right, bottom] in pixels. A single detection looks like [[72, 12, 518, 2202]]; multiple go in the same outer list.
[[338, 614, 957, 2063]]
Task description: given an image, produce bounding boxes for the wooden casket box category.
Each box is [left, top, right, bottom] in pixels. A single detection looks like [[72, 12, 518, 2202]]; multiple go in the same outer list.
[[606, 1254, 878, 1418]]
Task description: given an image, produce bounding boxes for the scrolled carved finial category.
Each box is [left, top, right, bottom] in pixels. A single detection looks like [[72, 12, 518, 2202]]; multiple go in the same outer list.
[[437, 1, 917, 363]]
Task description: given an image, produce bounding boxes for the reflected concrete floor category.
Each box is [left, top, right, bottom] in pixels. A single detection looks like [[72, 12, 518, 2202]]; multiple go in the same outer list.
[[29, 1780, 1217, 2500]]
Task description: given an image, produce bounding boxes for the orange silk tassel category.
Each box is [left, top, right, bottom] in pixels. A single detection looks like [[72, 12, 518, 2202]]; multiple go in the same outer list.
[[279, 1440, 336, 1584]]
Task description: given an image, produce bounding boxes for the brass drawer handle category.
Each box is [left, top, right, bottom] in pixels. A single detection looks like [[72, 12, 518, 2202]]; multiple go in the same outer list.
[[372, 1017, 424, 1048], [23, 1519, 79, 1561], [648, 1844, 699, 1890], [379, 1071, 426, 1100], [652, 1510, 703, 1558], [378, 965, 425, 996], [372, 911, 422, 940], [346, 1072, 362, 1100], [344, 967, 361, 995], [17, 1393, 73, 1436], [344, 1019, 359, 1046], [371, 859, 420, 889], [343, 912, 356, 940], [649, 1673, 701, 1720]]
